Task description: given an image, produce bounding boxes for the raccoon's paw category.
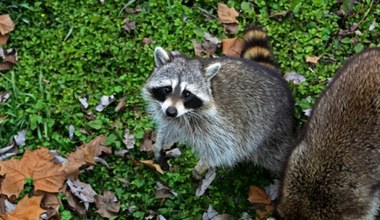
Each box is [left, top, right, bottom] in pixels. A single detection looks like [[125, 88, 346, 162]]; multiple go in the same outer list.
[[157, 155, 170, 171]]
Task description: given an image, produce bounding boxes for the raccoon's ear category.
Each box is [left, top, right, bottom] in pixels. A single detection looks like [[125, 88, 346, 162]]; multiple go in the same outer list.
[[154, 47, 171, 67], [205, 63, 221, 80]]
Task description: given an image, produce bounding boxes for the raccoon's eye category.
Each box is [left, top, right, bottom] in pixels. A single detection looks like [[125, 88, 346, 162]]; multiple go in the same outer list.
[[164, 86, 172, 93], [183, 90, 192, 98]]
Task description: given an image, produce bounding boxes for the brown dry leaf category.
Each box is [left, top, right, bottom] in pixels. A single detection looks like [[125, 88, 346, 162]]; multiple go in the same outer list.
[[66, 179, 97, 211], [3, 195, 45, 220], [142, 37, 155, 45], [95, 191, 120, 218], [0, 148, 66, 199], [222, 37, 245, 57], [0, 115, 8, 122], [0, 34, 9, 45], [217, 3, 239, 24], [140, 160, 164, 174], [89, 135, 111, 156], [306, 55, 320, 64], [122, 18, 135, 33], [140, 130, 153, 152], [247, 185, 272, 205], [62, 144, 95, 179], [0, 63, 12, 71], [223, 23, 239, 34], [63, 184, 87, 216], [62, 135, 110, 178], [114, 97, 126, 112], [0, 15, 15, 35], [255, 204, 274, 220]]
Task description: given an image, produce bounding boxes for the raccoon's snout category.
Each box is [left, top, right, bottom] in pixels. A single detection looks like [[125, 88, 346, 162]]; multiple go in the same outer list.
[[166, 107, 178, 117]]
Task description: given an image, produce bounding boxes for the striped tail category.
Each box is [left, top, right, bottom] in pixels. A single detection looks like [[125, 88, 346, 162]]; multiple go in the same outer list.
[[241, 25, 278, 70]]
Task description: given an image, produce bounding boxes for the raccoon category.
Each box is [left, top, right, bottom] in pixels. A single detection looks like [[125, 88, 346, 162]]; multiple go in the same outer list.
[[275, 48, 380, 219], [142, 26, 296, 177]]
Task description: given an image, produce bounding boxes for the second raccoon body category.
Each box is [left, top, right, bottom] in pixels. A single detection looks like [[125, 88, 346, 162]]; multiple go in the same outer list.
[[142, 26, 296, 175], [275, 48, 380, 219]]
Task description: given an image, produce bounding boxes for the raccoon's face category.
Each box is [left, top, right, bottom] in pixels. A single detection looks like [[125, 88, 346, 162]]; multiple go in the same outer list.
[[142, 47, 221, 118]]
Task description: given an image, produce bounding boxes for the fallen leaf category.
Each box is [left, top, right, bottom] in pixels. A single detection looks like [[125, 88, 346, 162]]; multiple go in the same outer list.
[[13, 129, 26, 147], [369, 19, 377, 31], [222, 37, 245, 57], [63, 184, 87, 216], [165, 148, 181, 158], [66, 178, 97, 210], [223, 23, 239, 34], [122, 18, 135, 33], [114, 149, 128, 157], [79, 96, 89, 109], [95, 95, 115, 112], [114, 97, 126, 112], [247, 185, 272, 205], [0, 148, 66, 199], [0, 92, 10, 103], [303, 108, 312, 117], [202, 205, 229, 220], [123, 130, 135, 150], [62, 136, 110, 179], [192, 33, 220, 57], [69, 125, 75, 139], [0, 115, 8, 122], [0, 14, 15, 35], [196, 167, 216, 197], [264, 180, 280, 201], [284, 72, 306, 85], [139, 130, 153, 152], [140, 160, 164, 174], [305, 55, 320, 64], [217, 3, 239, 24], [142, 37, 155, 45], [0, 62, 12, 71], [41, 193, 60, 210], [62, 143, 95, 179], [3, 195, 45, 220], [269, 11, 288, 20], [155, 182, 177, 199], [0, 34, 9, 45], [95, 190, 120, 218]]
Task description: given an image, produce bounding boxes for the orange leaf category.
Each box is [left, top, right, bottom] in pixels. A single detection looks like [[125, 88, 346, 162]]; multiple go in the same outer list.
[[217, 3, 239, 24], [306, 55, 320, 64], [0, 148, 66, 199], [3, 195, 46, 220], [0, 34, 9, 45], [247, 185, 272, 205], [140, 160, 164, 174], [62, 135, 111, 179], [0, 15, 15, 35], [222, 37, 245, 57]]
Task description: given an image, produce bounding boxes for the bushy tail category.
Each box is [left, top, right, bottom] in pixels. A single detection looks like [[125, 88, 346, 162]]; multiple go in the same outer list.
[[241, 25, 278, 69]]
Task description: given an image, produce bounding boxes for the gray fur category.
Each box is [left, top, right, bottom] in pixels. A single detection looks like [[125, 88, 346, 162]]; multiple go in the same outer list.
[[142, 47, 296, 176], [276, 48, 380, 219]]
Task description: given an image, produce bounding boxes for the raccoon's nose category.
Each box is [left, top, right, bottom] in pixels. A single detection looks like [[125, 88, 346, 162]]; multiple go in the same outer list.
[[166, 107, 178, 117]]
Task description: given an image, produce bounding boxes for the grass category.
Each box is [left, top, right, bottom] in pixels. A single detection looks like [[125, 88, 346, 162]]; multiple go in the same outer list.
[[0, 0, 379, 219]]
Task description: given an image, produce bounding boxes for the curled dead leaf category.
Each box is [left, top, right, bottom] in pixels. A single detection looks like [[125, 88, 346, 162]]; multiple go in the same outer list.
[[0, 34, 9, 45], [222, 37, 245, 57], [0, 14, 15, 35], [217, 3, 239, 24], [3, 195, 46, 220], [306, 55, 320, 64], [95, 190, 120, 218], [139, 160, 164, 174], [247, 185, 272, 205]]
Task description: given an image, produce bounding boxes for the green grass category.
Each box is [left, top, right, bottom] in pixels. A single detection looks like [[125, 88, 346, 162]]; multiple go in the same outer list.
[[0, 0, 379, 219]]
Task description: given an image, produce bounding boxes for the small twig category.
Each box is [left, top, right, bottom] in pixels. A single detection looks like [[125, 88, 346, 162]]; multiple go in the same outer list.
[[118, 0, 137, 17], [357, 0, 374, 26]]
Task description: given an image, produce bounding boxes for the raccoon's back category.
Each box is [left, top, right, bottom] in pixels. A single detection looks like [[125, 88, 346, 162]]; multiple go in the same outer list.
[[210, 57, 294, 132], [278, 48, 380, 219]]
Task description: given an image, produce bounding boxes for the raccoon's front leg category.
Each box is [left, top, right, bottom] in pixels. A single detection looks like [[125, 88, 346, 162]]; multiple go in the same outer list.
[[154, 129, 178, 170]]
